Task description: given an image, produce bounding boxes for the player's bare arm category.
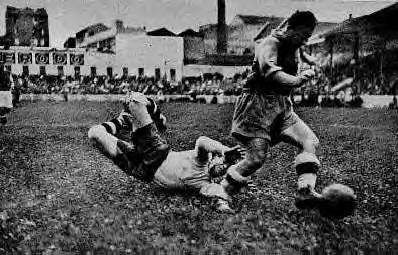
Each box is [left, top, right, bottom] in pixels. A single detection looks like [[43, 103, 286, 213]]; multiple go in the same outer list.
[[258, 39, 315, 89]]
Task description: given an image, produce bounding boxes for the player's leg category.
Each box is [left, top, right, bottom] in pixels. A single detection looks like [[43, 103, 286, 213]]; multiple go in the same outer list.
[[220, 136, 270, 195], [124, 92, 167, 132], [279, 112, 322, 209], [88, 124, 122, 157], [88, 113, 131, 157], [88, 117, 143, 176], [125, 93, 170, 181]]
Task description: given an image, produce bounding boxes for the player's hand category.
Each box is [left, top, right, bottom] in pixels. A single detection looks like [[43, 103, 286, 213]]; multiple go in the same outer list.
[[300, 69, 315, 79], [224, 145, 245, 165], [117, 111, 134, 129], [298, 69, 316, 85], [215, 199, 235, 214]]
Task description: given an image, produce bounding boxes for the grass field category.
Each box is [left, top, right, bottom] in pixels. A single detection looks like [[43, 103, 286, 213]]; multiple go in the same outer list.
[[0, 101, 397, 254]]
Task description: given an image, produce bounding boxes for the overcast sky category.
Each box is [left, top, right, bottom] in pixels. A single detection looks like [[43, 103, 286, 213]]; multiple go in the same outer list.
[[0, 0, 396, 47]]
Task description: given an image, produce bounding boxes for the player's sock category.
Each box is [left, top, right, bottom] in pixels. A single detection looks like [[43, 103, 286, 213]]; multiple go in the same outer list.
[[294, 152, 322, 210], [101, 117, 124, 135], [221, 165, 249, 195], [294, 152, 320, 191], [146, 97, 166, 131]]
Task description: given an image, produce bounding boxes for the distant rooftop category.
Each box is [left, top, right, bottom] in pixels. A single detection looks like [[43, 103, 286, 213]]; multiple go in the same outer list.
[[178, 29, 203, 38], [6, 5, 47, 15], [235, 15, 284, 25], [147, 27, 176, 37]]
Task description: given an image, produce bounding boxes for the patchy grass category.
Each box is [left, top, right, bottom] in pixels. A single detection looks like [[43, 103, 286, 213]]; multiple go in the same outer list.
[[0, 101, 397, 254]]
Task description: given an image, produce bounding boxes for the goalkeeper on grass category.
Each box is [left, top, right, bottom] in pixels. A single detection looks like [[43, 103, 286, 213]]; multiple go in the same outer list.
[[88, 92, 243, 213]]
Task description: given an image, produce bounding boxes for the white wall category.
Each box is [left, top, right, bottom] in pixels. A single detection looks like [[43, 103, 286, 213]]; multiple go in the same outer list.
[[84, 52, 116, 75], [116, 34, 184, 80], [77, 27, 117, 48], [183, 64, 251, 78], [1, 36, 184, 79], [1, 47, 86, 76]]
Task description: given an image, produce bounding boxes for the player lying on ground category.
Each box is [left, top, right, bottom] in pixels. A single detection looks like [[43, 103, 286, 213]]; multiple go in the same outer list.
[[88, 92, 244, 213]]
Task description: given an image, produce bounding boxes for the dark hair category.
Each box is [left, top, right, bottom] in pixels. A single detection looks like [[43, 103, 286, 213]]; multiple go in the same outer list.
[[288, 11, 317, 29]]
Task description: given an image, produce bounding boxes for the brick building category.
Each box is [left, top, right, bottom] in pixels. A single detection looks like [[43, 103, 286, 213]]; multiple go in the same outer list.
[[1, 5, 49, 47]]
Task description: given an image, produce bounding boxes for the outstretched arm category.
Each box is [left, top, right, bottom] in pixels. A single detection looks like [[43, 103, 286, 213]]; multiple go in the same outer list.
[[257, 38, 315, 89], [199, 183, 235, 214], [195, 136, 230, 163], [300, 47, 317, 66]]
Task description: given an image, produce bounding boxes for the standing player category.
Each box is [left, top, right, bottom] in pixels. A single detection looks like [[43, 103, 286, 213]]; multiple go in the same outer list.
[[0, 66, 13, 125], [220, 11, 322, 210], [88, 92, 243, 213]]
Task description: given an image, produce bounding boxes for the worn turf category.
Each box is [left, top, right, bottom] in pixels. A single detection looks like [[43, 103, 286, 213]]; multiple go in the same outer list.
[[0, 101, 397, 254]]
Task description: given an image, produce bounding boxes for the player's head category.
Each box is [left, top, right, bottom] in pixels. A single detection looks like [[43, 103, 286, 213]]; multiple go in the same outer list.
[[208, 146, 245, 179], [285, 11, 317, 46], [208, 155, 229, 179]]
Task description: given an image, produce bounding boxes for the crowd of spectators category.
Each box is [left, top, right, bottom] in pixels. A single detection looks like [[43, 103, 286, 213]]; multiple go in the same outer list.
[[9, 67, 397, 101], [10, 72, 246, 97]]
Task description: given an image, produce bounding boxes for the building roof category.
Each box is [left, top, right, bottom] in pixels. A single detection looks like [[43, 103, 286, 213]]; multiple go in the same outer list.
[[147, 28, 176, 37], [320, 2, 398, 41], [178, 29, 203, 37], [234, 15, 284, 25], [6, 5, 48, 16], [76, 23, 110, 37]]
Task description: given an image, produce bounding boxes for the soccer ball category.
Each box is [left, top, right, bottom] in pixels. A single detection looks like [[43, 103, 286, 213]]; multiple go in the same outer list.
[[319, 183, 357, 219]]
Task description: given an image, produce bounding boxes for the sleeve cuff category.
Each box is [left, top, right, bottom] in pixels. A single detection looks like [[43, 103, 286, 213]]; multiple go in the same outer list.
[[263, 66, 283, 80]]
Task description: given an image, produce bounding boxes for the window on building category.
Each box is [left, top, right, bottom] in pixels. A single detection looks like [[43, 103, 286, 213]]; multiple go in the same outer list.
[[107, 67, 113, 77], [170, 69, 176, 81], [74, 66, 80, 77], [123, 67, 128, 77], [39, 66, 46, 75], [155, 68, 161, 81], [22, 66, 29, 76], [57, 66, 64, 76], [91, 67, 97, 77], [138, 68, 144, 77]]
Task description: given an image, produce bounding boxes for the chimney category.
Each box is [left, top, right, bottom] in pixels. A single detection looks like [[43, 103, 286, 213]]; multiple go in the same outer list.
[[217, 0, 227, 54], [115, 19, 124, 33]]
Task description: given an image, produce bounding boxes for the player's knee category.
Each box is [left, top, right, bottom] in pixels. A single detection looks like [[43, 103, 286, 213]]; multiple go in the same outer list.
[[195, 136, 208, 148], [88, 125, 105, 140], [303, 136, 319, 153]]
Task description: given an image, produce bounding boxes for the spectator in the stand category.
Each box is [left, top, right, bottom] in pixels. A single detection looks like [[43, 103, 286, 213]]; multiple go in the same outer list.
[[11, 77, 23, 107], [119, 79, 130, 94], [389, 95, 397, 109], [156, 80, 165, 95], [130, 79, 138, 92]]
